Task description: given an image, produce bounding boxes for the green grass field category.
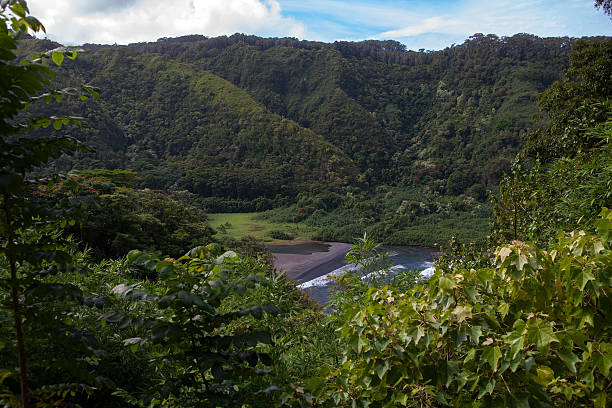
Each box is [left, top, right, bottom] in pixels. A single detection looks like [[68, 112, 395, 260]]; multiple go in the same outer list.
[[207, 212, 312, 242]]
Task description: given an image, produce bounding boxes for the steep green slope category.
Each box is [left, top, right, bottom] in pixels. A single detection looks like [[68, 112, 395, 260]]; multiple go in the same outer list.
[[25, 33, 586, 196], [25, 45, 360, 200], [19, 33, 609, 244], [136, 33, 578, 189]]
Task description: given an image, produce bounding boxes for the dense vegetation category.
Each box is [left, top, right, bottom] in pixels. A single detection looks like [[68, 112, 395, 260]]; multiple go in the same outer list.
[[36, 169, 214, 259], [20, 21, 609, 244], [1, 1, 610, 407]]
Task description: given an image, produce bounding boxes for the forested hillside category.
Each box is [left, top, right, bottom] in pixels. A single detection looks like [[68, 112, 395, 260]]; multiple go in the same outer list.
[[2, 2, 611, 407], [25, 33, 583, 192], [19, 31, 605, 244]]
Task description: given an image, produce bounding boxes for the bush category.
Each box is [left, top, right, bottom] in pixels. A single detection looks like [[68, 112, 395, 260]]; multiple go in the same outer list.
[[310, 209, 612, 407], [269, 229, 295, 240]]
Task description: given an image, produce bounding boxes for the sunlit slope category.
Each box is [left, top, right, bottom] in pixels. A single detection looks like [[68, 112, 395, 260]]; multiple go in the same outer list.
[[28, 46, 360, 198]]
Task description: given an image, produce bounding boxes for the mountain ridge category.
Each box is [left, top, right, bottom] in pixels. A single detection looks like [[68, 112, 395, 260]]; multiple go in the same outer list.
[[21, 33, 608, 202]]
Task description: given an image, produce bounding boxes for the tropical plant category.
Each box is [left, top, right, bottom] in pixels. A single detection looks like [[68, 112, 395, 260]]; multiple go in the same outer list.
[[0, 1, 99, 406], [310, 209, 611, 407], [327, 233, 423, 313], [99, 245, 282, 406]]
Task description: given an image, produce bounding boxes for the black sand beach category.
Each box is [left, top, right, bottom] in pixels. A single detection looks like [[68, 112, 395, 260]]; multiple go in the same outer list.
[[268, 241, 351, 283]]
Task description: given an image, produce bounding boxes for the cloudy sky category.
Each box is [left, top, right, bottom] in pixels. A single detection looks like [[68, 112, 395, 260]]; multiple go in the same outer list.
[[29, 0, 611, 50]]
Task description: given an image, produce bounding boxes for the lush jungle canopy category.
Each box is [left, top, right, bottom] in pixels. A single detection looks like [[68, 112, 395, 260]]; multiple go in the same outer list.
[[0, 1, 610, 407], [20, 24, 606, 245]]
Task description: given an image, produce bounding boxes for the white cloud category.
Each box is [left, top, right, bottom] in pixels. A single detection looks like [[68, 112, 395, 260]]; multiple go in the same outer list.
[[25, 0, 612, 49], [28, 0, 305, 45], [376, 17, 447, 38], [373, 0, 612, 48]]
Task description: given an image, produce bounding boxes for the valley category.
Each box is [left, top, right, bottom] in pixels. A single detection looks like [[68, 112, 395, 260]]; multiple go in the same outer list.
[[21, 32, 589, 247], [1, 1, 610, 404]]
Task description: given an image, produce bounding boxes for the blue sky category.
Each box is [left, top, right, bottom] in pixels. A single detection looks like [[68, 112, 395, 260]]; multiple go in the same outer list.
[[29, 0, 611, 50]]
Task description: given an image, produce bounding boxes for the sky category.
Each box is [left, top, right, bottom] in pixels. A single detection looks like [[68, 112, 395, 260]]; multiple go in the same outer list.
[[28, 0, 612, 51]]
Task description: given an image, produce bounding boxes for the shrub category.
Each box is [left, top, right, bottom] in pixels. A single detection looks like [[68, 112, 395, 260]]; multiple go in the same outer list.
[[310, 209, 612, 407], [269, 230, 296, 240]]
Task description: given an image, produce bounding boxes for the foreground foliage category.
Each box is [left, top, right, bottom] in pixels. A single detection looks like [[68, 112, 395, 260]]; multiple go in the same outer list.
[[99, 246, 282, 406], [0, 1, 99, 406], [311, 209, 611, 407], [1, 2, 611, 407]]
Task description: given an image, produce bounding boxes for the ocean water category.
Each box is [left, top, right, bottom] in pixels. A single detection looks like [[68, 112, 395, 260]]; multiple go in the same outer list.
[[270, 243, 436, 305]]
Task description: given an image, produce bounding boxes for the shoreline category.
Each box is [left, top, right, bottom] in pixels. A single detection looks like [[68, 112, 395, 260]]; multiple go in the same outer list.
[[269, 241, 440, 305], [269, 241, 352, 283], [269, 241, 441, 283]]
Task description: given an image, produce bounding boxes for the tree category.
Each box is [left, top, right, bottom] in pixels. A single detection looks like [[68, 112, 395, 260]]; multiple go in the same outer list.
[[492, 38, 612, 243], [312, 210, 612, 406], [595, 0, 612, 17], [101, 247, 281, 406], [0, 1, 97, 406]]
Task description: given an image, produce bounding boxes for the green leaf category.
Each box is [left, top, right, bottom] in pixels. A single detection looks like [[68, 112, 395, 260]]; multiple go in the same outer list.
[[533, 366, 554, 385], [352, 336, 366, 353], [158, 295, 174, 309], [581, 369, 594, 391], [593, 343, 612, 377], [509, 335, 524, 361], [51, 51, 64, 66], [395, 393, 408, 405], [445, 360, 459, 387], [455, 327, 467, 347], [481, 346, 502, 372], [464, 348, 476, 364], [123, 337, 143, 347], [497, 302, 510, 318], [452, 305, 472, 323], [374, 338, 392, 352], [111, 283, 133, 299], [557, 350, 581, 375], [439, 275, 456, 293], [576, 269, 595, 291], [245, 331, 272, 346], [407, 326, 425, 345], [522, 357, 535, 373], [215, 250, 237, 264], [527, 319, 558, 350], [516, 253, 528, 271], [455, 370, 469, 392], [82, 85, 100, 99], [477, 378, 495, 399], [374, 359, 390, 379], [465, 287, 478, 303], [10, 3, 26, 18], [156, 261, 174, 279], [98, 310, 123, 323], [469, 326, 482, 345], [433, 389, 449, 405]]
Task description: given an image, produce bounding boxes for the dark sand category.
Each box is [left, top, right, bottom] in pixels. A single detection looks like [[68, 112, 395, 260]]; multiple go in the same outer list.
[[269, 241, 351, 283]]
